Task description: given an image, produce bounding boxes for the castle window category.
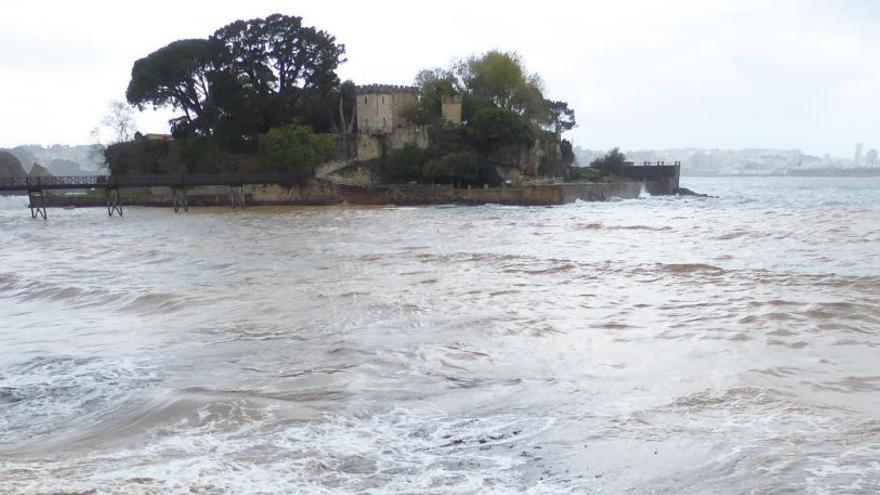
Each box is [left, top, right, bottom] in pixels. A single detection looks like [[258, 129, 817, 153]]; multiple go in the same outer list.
[[364, 96, 367, 104], [382, 96, 385, 104]]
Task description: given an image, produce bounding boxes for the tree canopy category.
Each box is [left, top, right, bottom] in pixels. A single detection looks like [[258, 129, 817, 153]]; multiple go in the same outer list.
[[405, 50, 575, 135], [125, 14, 347, 143], [126, 39, 216, 136], [259, 124, 334, 179], [405, 69, 459, 125], [458, 51, 546, 120], [590, 148, 628, 175]]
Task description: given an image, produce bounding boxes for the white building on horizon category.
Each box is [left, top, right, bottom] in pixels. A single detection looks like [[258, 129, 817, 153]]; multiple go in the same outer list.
[[853, 142, 864, 165], [866, 148, 878, 168]]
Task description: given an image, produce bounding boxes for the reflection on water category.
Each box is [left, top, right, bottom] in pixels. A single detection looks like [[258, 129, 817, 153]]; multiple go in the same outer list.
[[1, 177, 879, 493]]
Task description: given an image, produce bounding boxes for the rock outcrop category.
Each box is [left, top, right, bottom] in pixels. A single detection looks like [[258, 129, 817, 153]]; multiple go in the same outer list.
[[0, 150, 27, 177], [674, 187, 713, 198]]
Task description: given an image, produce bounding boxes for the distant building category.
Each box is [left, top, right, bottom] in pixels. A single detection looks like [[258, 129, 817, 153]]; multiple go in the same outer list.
[[866, 149, 878, 167], [854, 142, 864, 165]]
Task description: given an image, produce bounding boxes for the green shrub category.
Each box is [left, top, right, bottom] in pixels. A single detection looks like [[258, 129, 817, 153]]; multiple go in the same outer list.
[[423, 151, 497, 186], [379, 143, 428, 183], [259, 124, 334, 180], [104, 140, 179, 175], [590, 148, 627, 176], [466, 108, 535, 151]]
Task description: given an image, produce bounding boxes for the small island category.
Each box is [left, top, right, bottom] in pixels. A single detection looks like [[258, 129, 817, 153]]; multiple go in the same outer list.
[[1, 13, 680, 213]]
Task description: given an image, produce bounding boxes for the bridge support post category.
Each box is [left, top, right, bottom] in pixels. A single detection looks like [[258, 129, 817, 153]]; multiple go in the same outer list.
[[229, 185, 246, 209], [106, 188, 123, 217], [172, 187, 189, 213], [28, 188, 47, 220]]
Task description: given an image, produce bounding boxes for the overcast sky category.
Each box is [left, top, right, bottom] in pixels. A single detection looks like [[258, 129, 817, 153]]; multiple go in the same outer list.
[[1, 0, 877, 156]]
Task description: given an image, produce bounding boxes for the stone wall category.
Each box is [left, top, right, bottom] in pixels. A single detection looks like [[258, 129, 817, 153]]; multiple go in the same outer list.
[[40, 178, 677, 209], [619, 165, 680, 195], [146, 180, 342, 206], [339, 181, 661, 206], [441, 95, 463, 125], [357, 92, 394, 134], [357, 135, 383, 160], [389, 126, 429, 150], [356, 127, 429, 161]]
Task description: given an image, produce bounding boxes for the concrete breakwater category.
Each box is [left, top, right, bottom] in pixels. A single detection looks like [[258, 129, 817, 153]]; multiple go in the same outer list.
[[37, 179, 675, 209], [339, 182, 648, 205]]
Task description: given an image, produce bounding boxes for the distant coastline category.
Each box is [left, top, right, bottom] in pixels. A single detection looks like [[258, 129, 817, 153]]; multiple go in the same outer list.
[[682, 169, 880, 178]]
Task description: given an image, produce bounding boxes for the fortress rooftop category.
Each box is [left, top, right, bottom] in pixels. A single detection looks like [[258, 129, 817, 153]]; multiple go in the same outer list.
[[356, 84, 419, 94]]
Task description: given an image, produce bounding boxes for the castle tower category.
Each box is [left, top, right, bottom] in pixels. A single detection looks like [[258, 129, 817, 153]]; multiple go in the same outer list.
[[441, 94, 462, 125], [356, 84, 419, 134]]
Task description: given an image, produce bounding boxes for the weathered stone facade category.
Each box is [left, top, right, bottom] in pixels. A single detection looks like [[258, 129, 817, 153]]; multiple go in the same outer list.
[[356, 84, 418, 134], [355, 84, 429, 160], [357, 134, 383, 161], [440, 94, 463, 125], [389, 126, 429, 150]]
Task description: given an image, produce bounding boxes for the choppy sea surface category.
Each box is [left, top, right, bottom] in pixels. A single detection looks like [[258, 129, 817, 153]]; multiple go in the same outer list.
[[1, 176, 879, 494]]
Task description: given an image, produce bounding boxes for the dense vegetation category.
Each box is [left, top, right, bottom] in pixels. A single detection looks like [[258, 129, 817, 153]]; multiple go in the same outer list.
[[109, 15, 578, 185], [406, 51, 575, 133], [105, 126, 334, 178], [125, 14, 349, 148], [370, 129, 503, 187], [370, 50, 577, 185]]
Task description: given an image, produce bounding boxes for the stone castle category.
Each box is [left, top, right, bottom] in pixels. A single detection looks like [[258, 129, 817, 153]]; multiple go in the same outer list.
[[354, 84, 462, 161], [338, 83, 566, 185]]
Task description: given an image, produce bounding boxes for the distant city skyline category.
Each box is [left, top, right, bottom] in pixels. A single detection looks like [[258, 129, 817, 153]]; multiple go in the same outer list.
[[1, 0, 878, 156]]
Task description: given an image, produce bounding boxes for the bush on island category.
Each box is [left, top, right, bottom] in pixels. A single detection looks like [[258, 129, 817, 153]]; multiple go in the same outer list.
[[380, 144, 428, 184], [466, 108, 535, 151], [590, 148, 627, 177], [423, 151, 482, 186], [259, 124, 334, 182]]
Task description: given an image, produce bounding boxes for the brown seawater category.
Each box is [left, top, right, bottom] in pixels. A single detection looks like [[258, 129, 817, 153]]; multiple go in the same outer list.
[[1, 177, 879, 494]]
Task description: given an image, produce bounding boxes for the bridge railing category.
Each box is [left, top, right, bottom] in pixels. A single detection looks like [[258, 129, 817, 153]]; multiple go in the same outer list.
[[0, 173, 308, 192], [0, 176, 100, 190]]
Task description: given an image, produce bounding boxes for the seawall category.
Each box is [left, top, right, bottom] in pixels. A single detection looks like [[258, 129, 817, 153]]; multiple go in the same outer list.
[[339, 182, 649, 205], [39, 180, 669, 208]]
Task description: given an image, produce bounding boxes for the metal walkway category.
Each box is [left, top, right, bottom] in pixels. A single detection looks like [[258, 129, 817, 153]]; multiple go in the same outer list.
[[0, 174, 302, 219]]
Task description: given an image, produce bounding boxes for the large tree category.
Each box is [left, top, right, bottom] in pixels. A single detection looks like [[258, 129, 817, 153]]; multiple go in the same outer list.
[[210, 14, 346, 132], [126, 39, 217, 136], [545, 100, 576, 133], [405, 68, 459, 124], [125, 14, 346, 140], [457, 51, 547, 121]]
